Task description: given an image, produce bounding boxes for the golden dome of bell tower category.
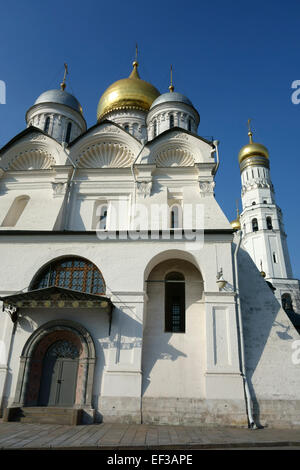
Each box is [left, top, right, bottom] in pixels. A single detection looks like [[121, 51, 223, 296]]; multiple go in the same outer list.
[[97, 60, 160, 122], [238, 119, 269, 172]]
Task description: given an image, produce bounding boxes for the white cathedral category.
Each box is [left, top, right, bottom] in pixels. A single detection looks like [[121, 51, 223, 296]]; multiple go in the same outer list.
[[0, 60, 299, 428]]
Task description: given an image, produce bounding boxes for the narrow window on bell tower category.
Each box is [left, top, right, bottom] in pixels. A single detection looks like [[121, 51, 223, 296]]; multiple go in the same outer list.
[[266, 216, 273, 230], [252, 218, 258, 232]]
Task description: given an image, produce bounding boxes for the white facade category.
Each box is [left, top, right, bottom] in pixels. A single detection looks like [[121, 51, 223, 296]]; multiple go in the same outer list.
[[0, 74, 299, 428]]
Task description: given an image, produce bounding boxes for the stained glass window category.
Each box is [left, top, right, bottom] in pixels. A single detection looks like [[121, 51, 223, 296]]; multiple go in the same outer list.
[[31, 257, 105, 295]]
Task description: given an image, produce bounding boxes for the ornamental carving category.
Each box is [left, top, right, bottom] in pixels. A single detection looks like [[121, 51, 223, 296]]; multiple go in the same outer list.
[[8, 149, 56, 171], [76, 142, 134, 168], [242, 179, 274, 195], [199, 180, 215, 197], [173, 133, 189, 141], [137, 181, 152, 198], [52, 182, 67, 196], [29, 134, 47, 142], [96, 126, 121, 134], [156, 148, 194, 167]]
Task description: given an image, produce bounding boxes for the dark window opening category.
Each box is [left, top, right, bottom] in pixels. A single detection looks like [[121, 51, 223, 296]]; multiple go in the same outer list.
[[282, 293, 294, 312], [266, 216, 273, 230], [44, 117, 50, 133], [65, 122, 72, 143], [188, 119, 192, 132], [170, 205, 181, 229], [169, 114, 174, 128], [165, 272, 185, 333], [252, 218, 258, 232]]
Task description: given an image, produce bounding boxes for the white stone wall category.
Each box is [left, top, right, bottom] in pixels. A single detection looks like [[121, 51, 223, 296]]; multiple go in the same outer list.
[[238, 244, 300, 426]]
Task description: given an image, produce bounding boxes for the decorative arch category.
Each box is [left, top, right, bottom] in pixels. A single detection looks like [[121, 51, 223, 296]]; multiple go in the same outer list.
[[30, 255, 105, 295], [144, 249, 202, 284], [75, 142, 134, 168], [8, 148, 55, 170], [13, 319, 96, 408], [156, 147, 195, 167]]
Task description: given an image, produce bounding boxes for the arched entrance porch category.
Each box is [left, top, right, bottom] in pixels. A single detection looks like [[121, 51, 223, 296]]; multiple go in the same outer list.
[[13, 319, 96, 410]]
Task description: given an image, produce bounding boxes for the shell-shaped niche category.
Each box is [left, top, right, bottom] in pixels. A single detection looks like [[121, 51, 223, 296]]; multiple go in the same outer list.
[[77, 142, 134, 168], [156, 148, 194, 167], [8, 149, 56, 170]]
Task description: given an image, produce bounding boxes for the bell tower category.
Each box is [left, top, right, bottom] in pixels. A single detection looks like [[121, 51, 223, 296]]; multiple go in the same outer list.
[[237, 120, 300, 312]]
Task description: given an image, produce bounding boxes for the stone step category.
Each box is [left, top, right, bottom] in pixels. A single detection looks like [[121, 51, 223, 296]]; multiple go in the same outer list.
[[3, 407, 82, 425]]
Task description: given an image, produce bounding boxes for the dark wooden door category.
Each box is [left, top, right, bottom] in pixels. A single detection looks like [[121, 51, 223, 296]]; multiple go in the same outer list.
[[38, 340, 79, 407]]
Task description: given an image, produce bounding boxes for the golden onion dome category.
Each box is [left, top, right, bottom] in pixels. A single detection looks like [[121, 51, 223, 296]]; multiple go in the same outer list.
[[238, 121, 269, 165], [231, 217, 241, 231], [238, 142, 269, 165], [97, 61, 160, 121]]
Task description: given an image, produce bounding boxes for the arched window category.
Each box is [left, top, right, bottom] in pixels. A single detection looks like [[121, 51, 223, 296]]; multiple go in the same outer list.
[[124, 124, 129, 132], [153, 120, 157, 137], [1, 195, 30, 227], [273, 252, 277, 263], [282, 293, 293, 312], [165, 272, 185, 332], [31, 257, 105, 295], [252, 201, 256, 205], [170, 204, 182, 229], [169, 114, 174, 128], [65, 122, 72, 143], [188, 118, 192, 132], [266, 216, 273, 230], [252, 218, 258, 232], [44, 116, 50, 133]]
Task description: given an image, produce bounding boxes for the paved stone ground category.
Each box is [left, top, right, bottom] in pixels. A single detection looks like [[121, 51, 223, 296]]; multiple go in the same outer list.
[[0, 422, 300, 449]]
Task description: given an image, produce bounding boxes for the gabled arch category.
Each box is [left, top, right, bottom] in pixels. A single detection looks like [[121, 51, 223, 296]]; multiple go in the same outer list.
[[68, 120, 143, 168], [0, 128, 62, 171], [140, 128, 214, 166]]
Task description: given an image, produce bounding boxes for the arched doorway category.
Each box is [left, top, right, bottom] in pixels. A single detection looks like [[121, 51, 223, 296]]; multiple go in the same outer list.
[[13, 320, 96, 409], [38, 340, 80, 407]]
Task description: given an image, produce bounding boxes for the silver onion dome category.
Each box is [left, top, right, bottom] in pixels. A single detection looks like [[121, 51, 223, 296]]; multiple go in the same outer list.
[[150, 91, 193, 109], [34, 89, 83, 114]]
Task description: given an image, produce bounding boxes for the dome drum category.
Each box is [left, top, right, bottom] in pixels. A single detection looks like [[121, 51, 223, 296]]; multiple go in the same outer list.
[[239, 155, 270, 173], [147, 92, 200, 138]]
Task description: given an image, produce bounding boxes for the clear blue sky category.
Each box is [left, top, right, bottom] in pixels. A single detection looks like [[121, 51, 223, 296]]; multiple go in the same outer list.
[[0, 0, 299, 278]]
